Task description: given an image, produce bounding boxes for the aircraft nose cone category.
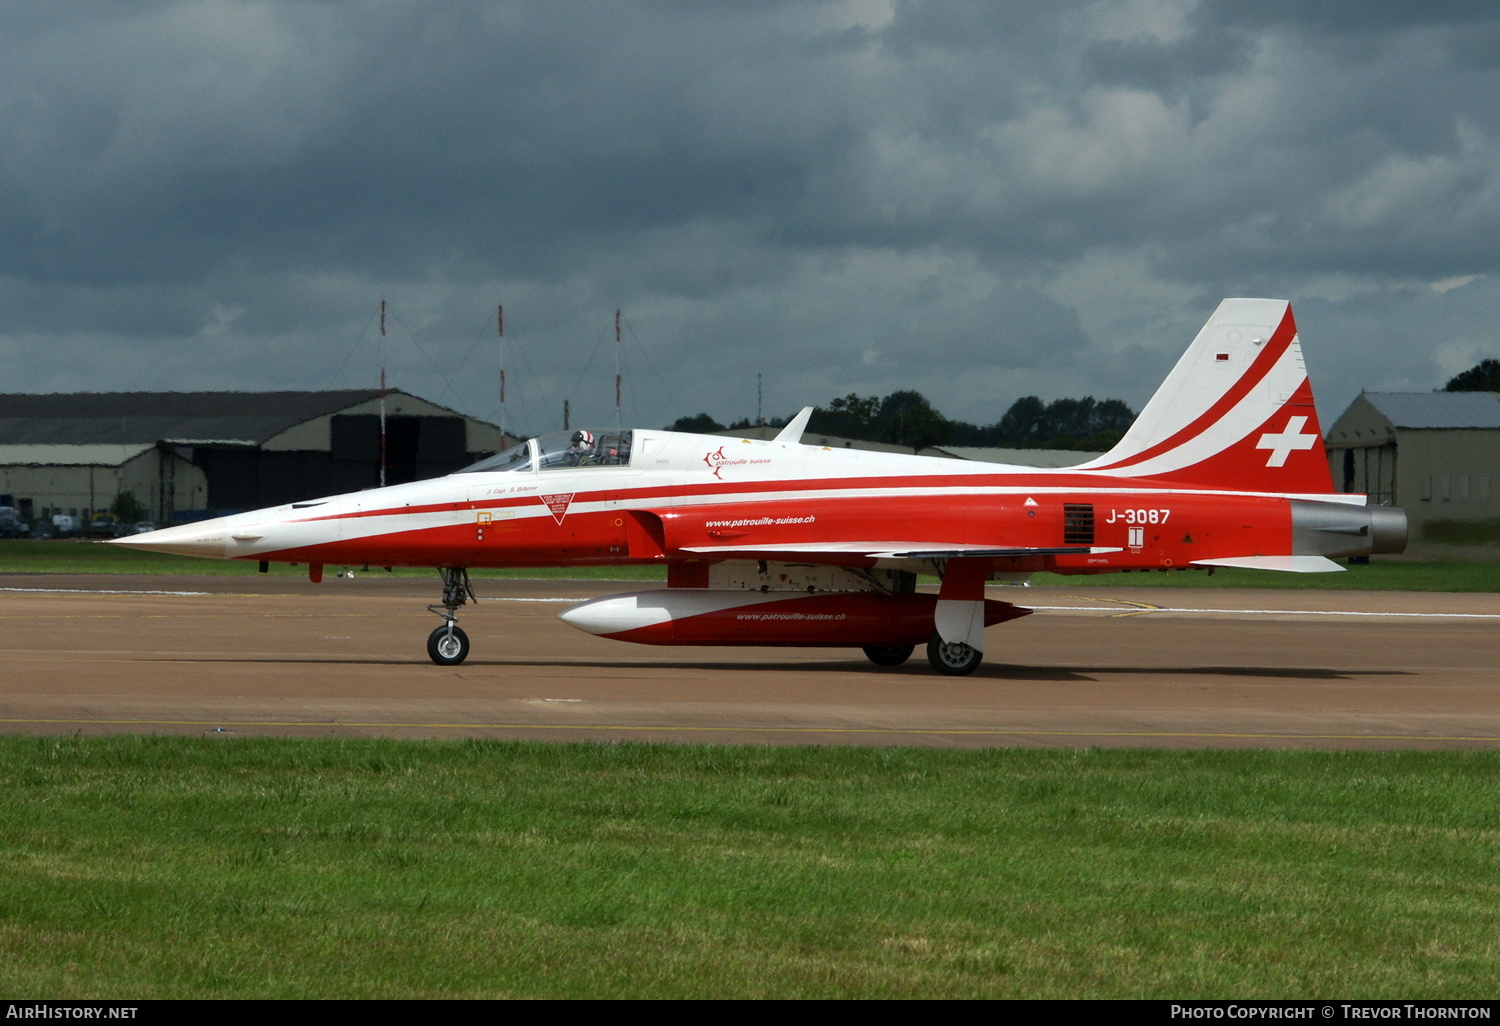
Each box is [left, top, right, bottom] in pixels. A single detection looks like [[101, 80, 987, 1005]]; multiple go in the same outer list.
[[110, 524, 230, 558]]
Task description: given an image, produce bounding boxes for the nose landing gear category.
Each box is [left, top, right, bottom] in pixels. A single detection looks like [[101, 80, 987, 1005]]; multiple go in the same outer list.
[[427, 623, 470, 665], [427, 567, 476, 666]]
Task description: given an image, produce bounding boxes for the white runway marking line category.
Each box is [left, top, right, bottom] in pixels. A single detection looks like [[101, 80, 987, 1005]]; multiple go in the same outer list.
[[1027, 603, 1500, 620], [0, 586, 214, 596], [0, 588, 593, 601]]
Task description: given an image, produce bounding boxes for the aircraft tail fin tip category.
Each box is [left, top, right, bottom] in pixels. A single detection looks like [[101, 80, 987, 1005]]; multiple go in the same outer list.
[[1079, 299, 1335, 493]]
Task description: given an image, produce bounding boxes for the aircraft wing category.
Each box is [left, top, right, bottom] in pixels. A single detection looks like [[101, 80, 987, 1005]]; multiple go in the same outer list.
[[677, 541, 1121, 560]]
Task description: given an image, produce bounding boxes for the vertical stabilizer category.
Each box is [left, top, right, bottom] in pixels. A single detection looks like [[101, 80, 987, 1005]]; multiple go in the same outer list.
[[1075, 299, 1334, 494]]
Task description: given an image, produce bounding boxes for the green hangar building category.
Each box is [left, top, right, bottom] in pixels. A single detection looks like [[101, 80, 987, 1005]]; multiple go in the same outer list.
[[1325, 391, 1500, 547], [0, 390, 506, 526]]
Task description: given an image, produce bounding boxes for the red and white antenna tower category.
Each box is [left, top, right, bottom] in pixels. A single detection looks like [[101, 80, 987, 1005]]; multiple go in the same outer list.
[[379, 299, 388, 488], [497, 304, 506, 446]]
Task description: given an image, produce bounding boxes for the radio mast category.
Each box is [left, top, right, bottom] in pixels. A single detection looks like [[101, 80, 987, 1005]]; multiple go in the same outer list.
[[379, 300, 388, 488], [497, 305, 506, 446]]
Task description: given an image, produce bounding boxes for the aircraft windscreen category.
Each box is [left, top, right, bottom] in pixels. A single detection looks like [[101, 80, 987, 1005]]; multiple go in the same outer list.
[[456, 439, 534, 474], [457, 429, 634, 474], [538, 429, 632, 470]]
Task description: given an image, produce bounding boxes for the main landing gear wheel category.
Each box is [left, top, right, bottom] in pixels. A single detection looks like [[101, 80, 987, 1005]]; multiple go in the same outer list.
[[927, 632, 982, 676], [427, 624, 470, 666], [863, 644, 915, 667]]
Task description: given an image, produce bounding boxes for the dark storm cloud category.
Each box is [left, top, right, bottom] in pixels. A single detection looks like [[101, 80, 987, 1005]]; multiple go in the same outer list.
[[1084, 25, 1253, 99], [1199, 0, 1500, 37], [2, 1, 1499, 430]]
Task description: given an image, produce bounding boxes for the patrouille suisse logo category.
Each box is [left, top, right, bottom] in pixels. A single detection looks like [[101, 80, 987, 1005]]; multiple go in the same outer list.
[[703, 446, 730, 480], [703, 446, 770, 479], [539, 492, 574, 524]]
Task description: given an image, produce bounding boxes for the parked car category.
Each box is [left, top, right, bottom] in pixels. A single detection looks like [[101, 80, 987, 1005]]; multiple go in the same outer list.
[[0, 512, 26, 539], [131, 521, 157, 535], [85, 513, 123, 538]]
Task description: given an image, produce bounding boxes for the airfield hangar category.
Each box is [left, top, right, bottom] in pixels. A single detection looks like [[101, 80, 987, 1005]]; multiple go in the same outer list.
[[1326, 391, 1500, 546], [0, 390, 506, 525]]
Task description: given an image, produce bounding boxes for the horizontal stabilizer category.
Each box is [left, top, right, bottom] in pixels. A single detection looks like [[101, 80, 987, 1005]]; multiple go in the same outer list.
[[1191, 555, 1344, 573]]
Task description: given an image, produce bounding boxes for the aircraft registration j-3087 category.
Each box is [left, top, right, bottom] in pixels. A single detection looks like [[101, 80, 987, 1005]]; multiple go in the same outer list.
[[116, 299, 1407, 675]]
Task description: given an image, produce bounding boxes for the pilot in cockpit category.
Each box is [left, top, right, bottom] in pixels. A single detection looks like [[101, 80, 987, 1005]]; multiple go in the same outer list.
[[567, 429, 596, 465]]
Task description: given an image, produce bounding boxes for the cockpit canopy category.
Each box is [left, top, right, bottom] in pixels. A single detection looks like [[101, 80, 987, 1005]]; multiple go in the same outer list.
[[457, 429, 634, 474]]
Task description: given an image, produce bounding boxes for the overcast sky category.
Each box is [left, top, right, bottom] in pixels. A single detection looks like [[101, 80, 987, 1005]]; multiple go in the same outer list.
[[3, 0, 1499, 435]]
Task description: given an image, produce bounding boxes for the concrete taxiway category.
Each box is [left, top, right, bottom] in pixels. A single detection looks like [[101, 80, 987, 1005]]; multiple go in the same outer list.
[[3, 573, 1497, 749]]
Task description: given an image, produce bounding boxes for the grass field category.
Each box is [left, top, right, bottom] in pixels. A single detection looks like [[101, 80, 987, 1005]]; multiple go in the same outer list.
[[3, 539, 1499, 590], [1, 737, 1497, 999], [1029, 559, 1500, 591]]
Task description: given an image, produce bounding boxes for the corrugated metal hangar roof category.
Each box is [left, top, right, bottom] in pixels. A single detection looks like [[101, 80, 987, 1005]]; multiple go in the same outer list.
[[1359, 391, 1500, 429], [929, 445, 1102, 466], [0, 390, 385, 446], [0, 443, 156, 467]]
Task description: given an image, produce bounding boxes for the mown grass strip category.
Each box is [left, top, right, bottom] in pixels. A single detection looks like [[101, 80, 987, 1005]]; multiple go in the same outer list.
[[0, 738, 1496, 998], [1030, 560, 1500, 591]]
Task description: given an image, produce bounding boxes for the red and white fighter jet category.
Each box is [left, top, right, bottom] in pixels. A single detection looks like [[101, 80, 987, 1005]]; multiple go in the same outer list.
[[117, 299, 1407, 675]]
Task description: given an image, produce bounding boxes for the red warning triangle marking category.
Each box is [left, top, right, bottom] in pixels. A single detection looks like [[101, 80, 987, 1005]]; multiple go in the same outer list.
[[540, 492, 574, 524]]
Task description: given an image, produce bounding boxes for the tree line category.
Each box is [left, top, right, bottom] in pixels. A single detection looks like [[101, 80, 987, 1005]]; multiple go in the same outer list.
[[670, 358, 1500, 452], [1445, 359, 1500, 392], [669, 390, 1136, 452]]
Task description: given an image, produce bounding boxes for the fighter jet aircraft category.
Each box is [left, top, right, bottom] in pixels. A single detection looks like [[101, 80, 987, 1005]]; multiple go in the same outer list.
[[116, 299, 1407, 675]]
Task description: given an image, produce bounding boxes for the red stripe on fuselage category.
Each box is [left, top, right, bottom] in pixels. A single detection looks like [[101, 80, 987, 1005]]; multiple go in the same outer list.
[[289, 461, 1324, 528], [246, 487, 1300, 576]]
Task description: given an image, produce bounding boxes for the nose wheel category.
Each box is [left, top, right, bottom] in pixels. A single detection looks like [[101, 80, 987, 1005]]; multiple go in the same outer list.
[[427, 567, 476, 666], [427, 623, 470, 666]]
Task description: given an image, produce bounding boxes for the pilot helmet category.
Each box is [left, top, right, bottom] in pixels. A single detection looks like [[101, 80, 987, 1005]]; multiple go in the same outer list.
[[571, 429, 594, 448]]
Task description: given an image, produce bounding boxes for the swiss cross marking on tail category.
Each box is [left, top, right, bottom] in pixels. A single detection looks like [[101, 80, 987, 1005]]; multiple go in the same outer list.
[[539, 493, 574, 524], [1255, 416, 1319, 468]]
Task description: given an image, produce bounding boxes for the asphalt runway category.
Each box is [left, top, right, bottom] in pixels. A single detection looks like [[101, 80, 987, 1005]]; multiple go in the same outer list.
[[3, 573, 1498, 749]]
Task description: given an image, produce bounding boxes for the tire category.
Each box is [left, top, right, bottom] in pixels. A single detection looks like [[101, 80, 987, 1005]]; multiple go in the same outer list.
[[863, 644, 915, 667], [427, 624, 470, 666], [927, 632, 982, 676]]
